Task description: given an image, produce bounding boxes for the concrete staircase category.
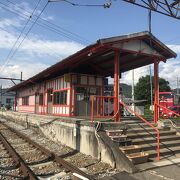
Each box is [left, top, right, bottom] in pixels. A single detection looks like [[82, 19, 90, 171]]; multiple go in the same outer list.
[[105, 117, 180, 165]]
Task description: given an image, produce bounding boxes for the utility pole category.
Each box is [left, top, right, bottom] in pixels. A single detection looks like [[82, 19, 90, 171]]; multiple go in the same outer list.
[[149, 9, 152, 33], [20, 72, 23, 82], [148, 10, 153, 110]]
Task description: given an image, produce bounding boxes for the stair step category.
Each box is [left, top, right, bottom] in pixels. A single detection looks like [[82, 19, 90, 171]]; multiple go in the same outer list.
[[126, 123, 157, 129], [127, 152, 149, 164], [112, 137, 132, 146], [127, 127, 170, 134], [132, 135, 180, 145], [139, 139, 180, 151], [127, 130, 176, 139], [145, 146, 180, 158], [120, 145, 141, 154], [106, 130, 124, 137]]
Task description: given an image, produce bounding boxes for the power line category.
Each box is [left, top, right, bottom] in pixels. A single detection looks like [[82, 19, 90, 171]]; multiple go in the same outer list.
[[49, 0, 112, 8], [4, 0, 91, 44], [0, 2, 89, 44], [0, 0, 43, 71], [0, 25, 61, 59], [0, 1, 49, 73]]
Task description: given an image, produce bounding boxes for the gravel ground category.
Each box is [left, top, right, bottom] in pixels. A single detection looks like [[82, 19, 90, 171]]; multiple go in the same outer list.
[[0, 118, 120, 179]]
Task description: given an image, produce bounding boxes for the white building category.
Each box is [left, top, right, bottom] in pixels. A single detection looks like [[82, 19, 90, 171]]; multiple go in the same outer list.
[[0, 88, 15, 109]]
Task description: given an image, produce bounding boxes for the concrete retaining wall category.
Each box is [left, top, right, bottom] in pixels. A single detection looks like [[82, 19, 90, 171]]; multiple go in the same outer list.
[[1, 111, 136, 173], [0, 111, 98, 158]]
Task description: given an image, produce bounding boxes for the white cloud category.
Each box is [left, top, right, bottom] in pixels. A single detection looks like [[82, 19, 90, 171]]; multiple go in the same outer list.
[[167, 45, 180, 54], [120, 59, 180, 89], [0, 19, 84, 58], [159, 59, 180, 88], [0, 18, 22, 28], [0, 62, 49, 88], [5, 1, 55, 22], [0, 12, 84, 88], [121, 66, 149, 85]]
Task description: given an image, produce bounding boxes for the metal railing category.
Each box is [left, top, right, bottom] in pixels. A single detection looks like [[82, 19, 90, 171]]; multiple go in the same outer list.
[[120, 101, 160, 161], [91, 95, 115, 122]]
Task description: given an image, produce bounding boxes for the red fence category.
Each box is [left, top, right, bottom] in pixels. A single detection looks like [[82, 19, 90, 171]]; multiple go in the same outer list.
[[91, 95, 115, 122]]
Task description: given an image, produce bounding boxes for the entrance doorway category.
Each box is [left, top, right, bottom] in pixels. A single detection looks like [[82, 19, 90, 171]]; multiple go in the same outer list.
[[35, 94, 39, 113], [47, 89, 53, 114], [74, 87, 99, 116]]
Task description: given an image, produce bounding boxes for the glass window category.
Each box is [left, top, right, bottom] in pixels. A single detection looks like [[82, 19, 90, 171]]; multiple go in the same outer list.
[[53, 91, 67, 105], [6, 98, 11, 104], [159, 94, 173, 99], [47, 90, 53, 102], [22, 96, 29, 105]]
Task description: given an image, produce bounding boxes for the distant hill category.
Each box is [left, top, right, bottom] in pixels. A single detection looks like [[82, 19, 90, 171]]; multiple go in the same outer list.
[[105, 83, 132, 98], [120, 83, 132, 98]]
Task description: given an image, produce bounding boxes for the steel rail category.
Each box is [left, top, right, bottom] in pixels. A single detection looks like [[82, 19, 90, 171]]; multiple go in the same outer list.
[[1, 122, 94, 180], [0, 131, 38, 180]]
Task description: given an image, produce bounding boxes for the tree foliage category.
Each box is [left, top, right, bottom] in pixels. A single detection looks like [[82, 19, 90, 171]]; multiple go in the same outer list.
[[135, 75, 171, 105]]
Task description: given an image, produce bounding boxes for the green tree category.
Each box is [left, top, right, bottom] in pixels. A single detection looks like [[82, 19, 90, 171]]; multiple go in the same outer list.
[[135, 75, 171, 105]]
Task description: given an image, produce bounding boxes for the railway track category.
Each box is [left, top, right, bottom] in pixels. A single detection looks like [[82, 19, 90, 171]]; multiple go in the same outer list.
[[0, 122, 94, 180]]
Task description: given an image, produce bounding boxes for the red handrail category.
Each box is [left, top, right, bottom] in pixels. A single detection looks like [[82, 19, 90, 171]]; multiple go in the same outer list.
[[120, 101, 160, 161], [158, 104, 180, 117]]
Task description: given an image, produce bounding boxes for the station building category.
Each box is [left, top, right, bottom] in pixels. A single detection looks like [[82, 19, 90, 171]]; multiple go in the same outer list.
[[9, 31, 176, 121]]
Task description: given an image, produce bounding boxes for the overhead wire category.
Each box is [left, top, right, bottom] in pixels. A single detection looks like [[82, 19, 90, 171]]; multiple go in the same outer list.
[[0, 25, 61, 60], [4, 0, 91, 44], [0, 0, 43, 71], [49, 0, 112, 8], [0, 0, 49, 73], [0, 2, 88, 44]]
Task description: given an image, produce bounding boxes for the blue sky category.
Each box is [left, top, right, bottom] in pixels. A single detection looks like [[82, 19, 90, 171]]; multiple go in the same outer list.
[[0, 0, 179, 88]]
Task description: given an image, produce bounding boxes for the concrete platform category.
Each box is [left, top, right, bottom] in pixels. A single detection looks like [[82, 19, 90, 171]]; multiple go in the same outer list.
[[1, 111, 180, 176]]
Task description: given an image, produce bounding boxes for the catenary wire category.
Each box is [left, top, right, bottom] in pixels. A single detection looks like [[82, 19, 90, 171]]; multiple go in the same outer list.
[[0, 0, 43, 72], [0, 1, 49, 73], [5, 0, 91, 44]]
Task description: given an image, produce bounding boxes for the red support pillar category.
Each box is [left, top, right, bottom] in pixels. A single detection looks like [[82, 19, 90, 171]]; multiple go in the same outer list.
[[69, 75, 72, 116], [154, 60, 159, 123], [114, 49, 120, 122]]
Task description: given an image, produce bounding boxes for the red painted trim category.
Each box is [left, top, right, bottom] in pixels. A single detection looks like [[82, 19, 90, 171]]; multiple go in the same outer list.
[[19, 105, 35, 107], [69, 75, 73, 116], [53, 105, 69, 107], [53, 88, 70, 92], [52, 113, 70, 117], [120, 49, 163, 58], [19, 110, 34, 113], [74, 84, 102, 88], [154, 60, 159, 123], [114, 49, 120, 122]]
